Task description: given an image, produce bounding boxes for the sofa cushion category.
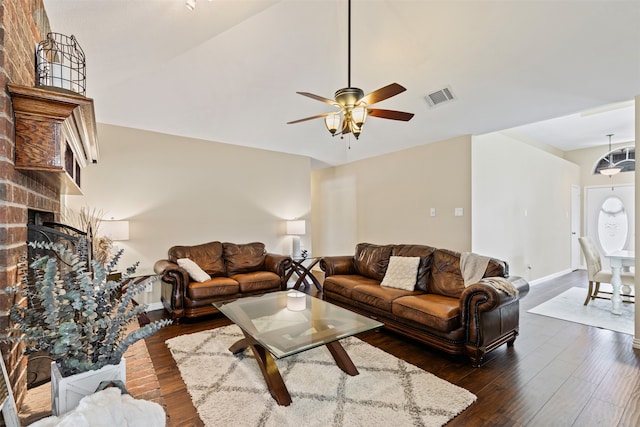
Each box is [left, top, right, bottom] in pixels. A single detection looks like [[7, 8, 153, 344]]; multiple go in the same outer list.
[[187, 277, 239, 300], [391, 244, 436, 292], [230, 271, 281, 293], [223, 242, 266, 275], [392, 294, 461, 333], [177, 258, 211, 282], [323, 275, 381, 299], [431, 249, 508, 298], [352, 284, 420, 312], [430, 249, 466, 298], [353, 243, 392, 281], [380, 256, 421, 291], [169, 241, 226, 277]]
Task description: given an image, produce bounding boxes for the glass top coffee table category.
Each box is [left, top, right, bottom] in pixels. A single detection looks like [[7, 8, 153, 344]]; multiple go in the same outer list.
[[213, 290, 382, 406]]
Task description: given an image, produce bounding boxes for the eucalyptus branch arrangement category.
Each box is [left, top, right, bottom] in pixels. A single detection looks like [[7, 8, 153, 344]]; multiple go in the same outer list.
[[4, 241, 171, 377]]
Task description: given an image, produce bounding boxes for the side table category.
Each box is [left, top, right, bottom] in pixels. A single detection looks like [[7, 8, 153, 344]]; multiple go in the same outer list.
[[124, 274, 159, 325], [285, 257, 323, 293]]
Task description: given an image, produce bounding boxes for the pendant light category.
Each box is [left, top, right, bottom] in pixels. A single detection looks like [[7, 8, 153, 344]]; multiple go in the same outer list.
[[600, 134, 622, 176]]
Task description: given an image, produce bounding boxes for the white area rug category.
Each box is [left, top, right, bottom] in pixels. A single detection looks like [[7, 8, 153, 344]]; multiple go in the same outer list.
[[166, 325, 476, 427], [528, 286, 634, 335]]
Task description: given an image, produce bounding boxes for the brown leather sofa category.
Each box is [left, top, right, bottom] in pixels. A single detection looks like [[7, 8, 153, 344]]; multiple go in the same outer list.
[[320, 243, 529, 367], [154, 241, 291, 321]]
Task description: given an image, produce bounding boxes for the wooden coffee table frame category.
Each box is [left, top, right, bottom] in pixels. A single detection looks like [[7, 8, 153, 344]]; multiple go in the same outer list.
[[214, 292, 382, 406], [228, 328, 359, 406]]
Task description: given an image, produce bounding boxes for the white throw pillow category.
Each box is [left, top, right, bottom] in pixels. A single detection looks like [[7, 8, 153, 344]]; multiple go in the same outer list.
[[380, 256, 421, 291], [177, 258, 211, 282]]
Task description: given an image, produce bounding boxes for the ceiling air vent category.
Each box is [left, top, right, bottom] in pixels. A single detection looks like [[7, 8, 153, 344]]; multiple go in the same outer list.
[[424, 86, 456, 108]]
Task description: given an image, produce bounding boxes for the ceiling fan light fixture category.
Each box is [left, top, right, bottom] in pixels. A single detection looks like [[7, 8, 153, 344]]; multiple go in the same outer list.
[[351, 105, 367, 128], [324, 114, 341, 136], [287, 0, 413, 140], [185, 0, 196, 10], [350, 120, 362, 139]]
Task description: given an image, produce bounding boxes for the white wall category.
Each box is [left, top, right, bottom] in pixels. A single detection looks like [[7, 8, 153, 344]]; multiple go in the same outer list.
[[634, 95, 639, 349], [65, 124, 311, 274], [472, 132, 580, 280], [311, 136, 473, 256]]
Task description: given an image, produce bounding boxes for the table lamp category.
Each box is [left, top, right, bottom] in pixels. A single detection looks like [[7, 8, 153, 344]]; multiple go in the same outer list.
[[286, 220, 305, 258], [98, 220, 130, 241]]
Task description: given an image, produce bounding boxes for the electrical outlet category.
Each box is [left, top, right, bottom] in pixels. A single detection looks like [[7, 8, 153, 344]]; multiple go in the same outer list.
[[454, 207, 463, 217]]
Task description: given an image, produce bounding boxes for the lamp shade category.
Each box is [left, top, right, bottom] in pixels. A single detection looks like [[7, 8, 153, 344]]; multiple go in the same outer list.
[[286, 220, 306, 235], [324, 114, 341, 135], [98, 220, 130, 241], [600, 166, 622, 176], [351, 106, 367, 128]]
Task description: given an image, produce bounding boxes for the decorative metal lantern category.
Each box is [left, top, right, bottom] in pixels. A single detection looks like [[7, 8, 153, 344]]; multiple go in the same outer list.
[[35, 32, 86, 95]]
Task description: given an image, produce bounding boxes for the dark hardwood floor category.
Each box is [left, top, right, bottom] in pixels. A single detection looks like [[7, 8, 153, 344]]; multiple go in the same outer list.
[[145, 270, 640, 426]]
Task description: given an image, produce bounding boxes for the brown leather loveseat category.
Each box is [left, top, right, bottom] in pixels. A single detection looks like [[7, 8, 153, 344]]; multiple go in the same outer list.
[[154, 241, 291, 321], [320, 243, 529, 366]]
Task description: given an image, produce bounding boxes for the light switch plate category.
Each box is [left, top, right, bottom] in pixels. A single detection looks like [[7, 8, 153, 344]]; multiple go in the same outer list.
[[454, 207, 463, 217], [430, 208, 436, 217]]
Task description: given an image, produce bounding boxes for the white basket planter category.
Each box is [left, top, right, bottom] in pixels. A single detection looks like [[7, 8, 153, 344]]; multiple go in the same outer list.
[[51, 358, 126, 416]]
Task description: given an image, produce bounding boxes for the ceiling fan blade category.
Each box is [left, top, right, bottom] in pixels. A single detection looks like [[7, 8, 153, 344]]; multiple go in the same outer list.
[[287, 112, 335, 124], [359, 83, 407, 106], [368, 109, 414, 121], [296, 92, 339, 106]]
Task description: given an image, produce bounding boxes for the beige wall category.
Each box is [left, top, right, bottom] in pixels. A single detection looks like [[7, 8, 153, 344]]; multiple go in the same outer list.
[[472, 132, 580, 280], [65, 124, 311, 274], [311, 136, 472, 256]]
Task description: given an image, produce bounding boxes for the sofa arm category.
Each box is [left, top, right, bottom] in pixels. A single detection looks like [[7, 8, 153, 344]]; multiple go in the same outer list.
[[461, 276, 528, 321], [319, 256, 356, 277], [153, 259, 189, 314], [264, 253, 292, 277], [460, 276, 529, 365]]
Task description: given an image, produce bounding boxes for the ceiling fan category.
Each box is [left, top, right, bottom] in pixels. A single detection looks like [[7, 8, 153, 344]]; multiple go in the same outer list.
[[287, 0, 414, 140]]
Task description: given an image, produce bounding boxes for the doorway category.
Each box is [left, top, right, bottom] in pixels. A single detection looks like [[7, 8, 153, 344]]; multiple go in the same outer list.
[[584, 184, 635, 270]]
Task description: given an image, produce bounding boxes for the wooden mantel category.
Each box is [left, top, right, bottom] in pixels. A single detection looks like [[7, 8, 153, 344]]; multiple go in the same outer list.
[[8, 84, 99, 194]]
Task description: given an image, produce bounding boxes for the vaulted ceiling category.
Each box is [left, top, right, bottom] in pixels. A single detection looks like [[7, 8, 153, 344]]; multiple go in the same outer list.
[[43, 0, 640, 167]]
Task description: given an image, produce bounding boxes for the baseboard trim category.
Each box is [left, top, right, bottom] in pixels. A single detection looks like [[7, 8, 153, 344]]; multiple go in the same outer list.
[[529, 268, 576, 286], [633, 338, 640, 350], [141, 301, 164, 312]]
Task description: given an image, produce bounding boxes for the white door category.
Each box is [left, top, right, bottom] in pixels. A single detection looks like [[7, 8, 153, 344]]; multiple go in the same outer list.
[[571, 185, 581, 270]]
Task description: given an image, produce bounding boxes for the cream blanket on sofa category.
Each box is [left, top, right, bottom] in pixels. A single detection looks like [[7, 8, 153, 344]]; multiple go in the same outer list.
[[460, 252, 518, 297], [29, 388, 165, 427]]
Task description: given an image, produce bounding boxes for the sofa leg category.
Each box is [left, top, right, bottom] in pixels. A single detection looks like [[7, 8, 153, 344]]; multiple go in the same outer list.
[[469, 355, 483, 368], [507, 337, 516, 347], [169, 313, 182, 325]]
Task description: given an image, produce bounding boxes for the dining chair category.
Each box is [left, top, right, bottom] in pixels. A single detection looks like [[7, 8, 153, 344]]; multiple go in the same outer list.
[[578, 236, 635, 306]]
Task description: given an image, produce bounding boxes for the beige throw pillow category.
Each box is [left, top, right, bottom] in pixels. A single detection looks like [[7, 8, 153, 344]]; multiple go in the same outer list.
[[177, 258, 211, 282], [380, 256, 421, 291]]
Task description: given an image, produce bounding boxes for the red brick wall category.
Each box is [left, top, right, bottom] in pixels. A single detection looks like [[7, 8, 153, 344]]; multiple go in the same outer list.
[[0, 0, 58, 408]]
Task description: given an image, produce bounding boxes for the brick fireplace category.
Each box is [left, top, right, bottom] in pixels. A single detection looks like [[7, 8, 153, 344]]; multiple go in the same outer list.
[[0, 0, 59, 408]]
